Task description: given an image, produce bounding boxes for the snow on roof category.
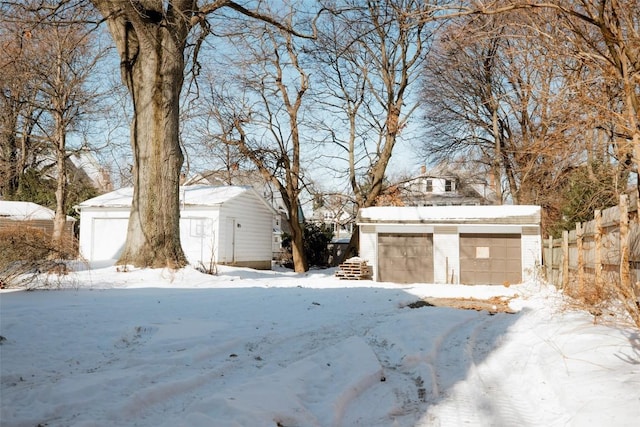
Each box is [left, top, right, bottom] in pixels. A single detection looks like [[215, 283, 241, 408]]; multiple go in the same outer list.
[[76, 185, 262, 209], [68, 151, 112, 191], [358, 205, 540, 224], [0, 200, 75, 221]]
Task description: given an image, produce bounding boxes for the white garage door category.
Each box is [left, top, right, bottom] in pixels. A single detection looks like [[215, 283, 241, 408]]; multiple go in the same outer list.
[[91, 218, 128, 260]]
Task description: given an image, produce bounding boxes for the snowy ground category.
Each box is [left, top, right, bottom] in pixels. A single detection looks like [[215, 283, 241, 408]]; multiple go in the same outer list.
[[1, 263, 639, 427]]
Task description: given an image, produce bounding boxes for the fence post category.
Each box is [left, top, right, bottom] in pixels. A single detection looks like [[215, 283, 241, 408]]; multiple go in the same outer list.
[[620, 194, 630, 292], [547, 236, 553, 285], [594, 210, 602, 291], [577, 222, 584, 294], [562, 230, 569, 289]]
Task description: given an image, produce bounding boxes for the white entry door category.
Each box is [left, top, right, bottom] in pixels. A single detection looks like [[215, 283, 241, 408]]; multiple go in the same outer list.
[[224, 218, 237, 263]]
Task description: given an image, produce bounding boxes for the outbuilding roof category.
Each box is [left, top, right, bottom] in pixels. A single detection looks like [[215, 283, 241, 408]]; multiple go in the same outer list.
[[0, 200, 76, 221], [75, 185, 277, 214], [357, 205, 540, 225]]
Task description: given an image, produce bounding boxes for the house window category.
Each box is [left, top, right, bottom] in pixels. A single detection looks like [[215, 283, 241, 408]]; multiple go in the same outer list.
[[425, 179, 433, 192], [191, 218, 205, 237], [445, 179, 455, 192]]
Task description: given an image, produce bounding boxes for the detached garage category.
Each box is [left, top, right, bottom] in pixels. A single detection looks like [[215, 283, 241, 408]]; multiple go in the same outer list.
[[357, 205, 541, 285], [76, 185, 276, 269], [0, 201, 75, 238]]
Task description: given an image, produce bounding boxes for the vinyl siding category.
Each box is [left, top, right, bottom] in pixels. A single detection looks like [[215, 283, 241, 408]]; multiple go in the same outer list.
[[218, 191, 274, 266]]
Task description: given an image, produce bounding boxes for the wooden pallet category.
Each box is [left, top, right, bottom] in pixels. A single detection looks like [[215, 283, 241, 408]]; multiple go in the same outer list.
[[335, 261, 373, 280]]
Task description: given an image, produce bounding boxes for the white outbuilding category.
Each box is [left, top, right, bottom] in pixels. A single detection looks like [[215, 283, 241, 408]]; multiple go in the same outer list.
[[76, 185, 277, 269], [357, 205, 542, 285]]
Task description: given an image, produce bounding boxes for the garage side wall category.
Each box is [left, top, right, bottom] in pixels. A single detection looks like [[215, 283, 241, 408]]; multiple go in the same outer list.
[[179, 208, 220, 269], [218, 193, 273, 270]]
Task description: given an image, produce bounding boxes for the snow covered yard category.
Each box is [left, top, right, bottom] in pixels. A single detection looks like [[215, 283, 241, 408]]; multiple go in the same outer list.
[[1, 265, 639, 426]]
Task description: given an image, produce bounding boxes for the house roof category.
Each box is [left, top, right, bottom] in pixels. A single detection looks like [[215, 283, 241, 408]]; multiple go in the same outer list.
[[357, 205, 540, 225], [76, 185, 277, 214], [0, 200, 76, 222]]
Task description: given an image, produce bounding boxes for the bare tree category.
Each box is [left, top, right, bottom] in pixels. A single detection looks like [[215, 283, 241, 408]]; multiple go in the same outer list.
[[0, 16, 42, 199], [546, 0, 640, 185], [2, 1, 106, 253], [198, 9, 315, 272], [315, 0, 435, 257], [87, 0, 314, 268], [25, 3, 104, 249], [421, 11, 591, 215]]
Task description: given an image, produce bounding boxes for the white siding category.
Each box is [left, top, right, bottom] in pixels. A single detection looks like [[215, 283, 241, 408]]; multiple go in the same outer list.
[[179, 212, 218, 267], [433, 230, 459, 284], [358, 226, 377, 280], [218, 191, 273, 264], [521, 233, 542, 282]]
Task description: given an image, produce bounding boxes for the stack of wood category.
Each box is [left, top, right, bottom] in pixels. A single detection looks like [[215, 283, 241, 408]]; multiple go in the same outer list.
[[335, 258, 373, 280]]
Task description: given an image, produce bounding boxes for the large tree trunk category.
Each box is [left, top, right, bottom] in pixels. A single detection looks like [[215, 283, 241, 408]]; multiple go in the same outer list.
[[288, 198, 308, 273], [95, 1, 189, 268]]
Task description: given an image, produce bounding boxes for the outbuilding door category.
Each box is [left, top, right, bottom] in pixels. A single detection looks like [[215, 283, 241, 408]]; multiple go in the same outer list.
[[377, 233, 433, 283], [459, 233, 521, 285]]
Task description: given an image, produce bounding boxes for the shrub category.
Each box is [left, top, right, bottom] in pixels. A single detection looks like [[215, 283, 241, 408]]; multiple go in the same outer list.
[[280, 222, 334, 268], [0, 225, 77, 289]]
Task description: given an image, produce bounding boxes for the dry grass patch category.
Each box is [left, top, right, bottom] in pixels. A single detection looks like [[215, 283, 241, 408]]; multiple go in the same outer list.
[[0, 225, 77, 289], [406, 295, 517, 314]]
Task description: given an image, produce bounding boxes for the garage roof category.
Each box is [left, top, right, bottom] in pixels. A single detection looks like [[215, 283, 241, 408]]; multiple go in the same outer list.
[[0, 200, 75, 222], [357, 205, 540, 225], [76, 185, 272, 210]]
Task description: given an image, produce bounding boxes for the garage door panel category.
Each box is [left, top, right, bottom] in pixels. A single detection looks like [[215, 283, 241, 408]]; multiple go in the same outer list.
[[491, 246, 508, 258], [383, 245, 405, 258], [405, 257, 425, 270], [378, 233, 433, 284], [91, 218, 128, 260], [460, 233, 521, 285], [491, 260, 507, 270]]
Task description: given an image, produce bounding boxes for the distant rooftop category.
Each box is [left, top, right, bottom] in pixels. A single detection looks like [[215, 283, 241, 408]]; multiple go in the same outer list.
[[0, 200, 75, 221]]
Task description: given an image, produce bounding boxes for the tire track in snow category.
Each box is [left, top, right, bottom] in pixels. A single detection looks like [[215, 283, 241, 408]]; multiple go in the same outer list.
[[425, 312, 542, 427]]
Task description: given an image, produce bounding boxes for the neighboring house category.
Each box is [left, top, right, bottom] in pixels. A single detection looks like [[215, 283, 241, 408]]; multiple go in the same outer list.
[[67, 150, 113, 193], [310, 193, 356, 241], [75, 185, 277, 269], [357, 205, 541, 285], [0, 200, 75, 238], [35, 148, 113, 193], [397, 165, 496, 206]]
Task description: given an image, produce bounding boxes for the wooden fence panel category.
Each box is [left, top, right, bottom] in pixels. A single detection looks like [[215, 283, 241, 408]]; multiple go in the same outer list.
[[544, 192, 640, 294]]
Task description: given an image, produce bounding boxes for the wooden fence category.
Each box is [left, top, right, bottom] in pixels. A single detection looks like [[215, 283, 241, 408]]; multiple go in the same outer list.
[[543, 192, 640, 293]]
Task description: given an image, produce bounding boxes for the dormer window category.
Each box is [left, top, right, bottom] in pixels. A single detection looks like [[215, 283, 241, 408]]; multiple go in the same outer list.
[[445, 179, 455, 192], [425, 179, 433, 192]]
